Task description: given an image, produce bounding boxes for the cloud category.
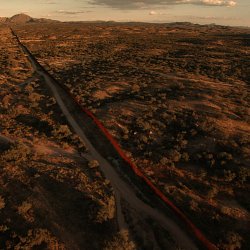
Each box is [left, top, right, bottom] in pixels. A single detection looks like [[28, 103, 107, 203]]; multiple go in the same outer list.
[[149, 11, 157, 15], [40, 0, 58, 4], [89, 0, 237, 9], [183, 15, 240, 20], [56, 10, 92, 15], [199, 0, 236, 6]]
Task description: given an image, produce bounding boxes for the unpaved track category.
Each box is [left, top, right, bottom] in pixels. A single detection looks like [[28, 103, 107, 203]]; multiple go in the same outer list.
[[11, 28, 214, 250]]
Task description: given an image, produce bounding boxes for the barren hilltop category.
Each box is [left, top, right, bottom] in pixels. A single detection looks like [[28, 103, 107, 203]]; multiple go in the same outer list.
[[8, 13, 33, 23], [0, 13, 59, 24]]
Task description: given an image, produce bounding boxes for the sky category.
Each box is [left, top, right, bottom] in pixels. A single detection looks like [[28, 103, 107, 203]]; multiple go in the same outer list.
[[1, 0, 249, 26]]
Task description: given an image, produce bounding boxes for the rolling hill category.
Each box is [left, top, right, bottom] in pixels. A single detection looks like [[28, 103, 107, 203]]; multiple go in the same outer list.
[[0, 13, 59, 24]]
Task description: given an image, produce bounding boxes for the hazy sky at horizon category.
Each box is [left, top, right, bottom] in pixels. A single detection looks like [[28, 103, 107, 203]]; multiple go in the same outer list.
[[1, 0, 249, 26]]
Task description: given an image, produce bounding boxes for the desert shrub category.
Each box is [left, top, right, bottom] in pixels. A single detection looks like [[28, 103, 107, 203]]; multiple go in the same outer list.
[[219, 232, 243, 250], [131, 84, 140, 92], [238, 167, 250, 183], [140, 135, 148, 144], [204, 153, 216, 168], [189, 199, 198, 211], [2, 94, 12, 108], [206, 186, 218, 200], [104, 231, 135, 250], [71, 134, 86, 152], [52, 124, 72, 140], [194, 150, 234, 170], [166, 149, 181, 163], [25, 84, 34, 93], [88, 160, 99, 169], [170, 82, 184, 91], [1, 142, 32, 164], [179, 139, 188, 149], [218, 152, 233, 161], [28, 92, 43, 104], [0, 196, 5, 210], [89, 196, 115, 224], [0, 225, 8, 233], [198, 168, 208, 178], [223, 170, 236, 182], [181, 152, 190, 162], [13, 229, 59, 249], [160, 157, 170, 165], [18, 201, 32, 216]]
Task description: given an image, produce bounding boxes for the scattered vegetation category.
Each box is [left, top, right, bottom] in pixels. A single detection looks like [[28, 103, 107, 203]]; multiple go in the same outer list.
[[12, 22, 250, 249], [0, 26, 119, 249]]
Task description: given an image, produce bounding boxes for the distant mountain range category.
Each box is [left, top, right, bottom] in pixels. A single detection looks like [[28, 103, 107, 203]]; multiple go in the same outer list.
[[0, 13, 59, 24], [1, 13, 248, 29]]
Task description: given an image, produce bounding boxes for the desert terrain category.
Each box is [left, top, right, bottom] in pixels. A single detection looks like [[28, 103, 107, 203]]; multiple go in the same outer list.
[[0, 25, 131, 250], [0, 15, 250, 249]]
